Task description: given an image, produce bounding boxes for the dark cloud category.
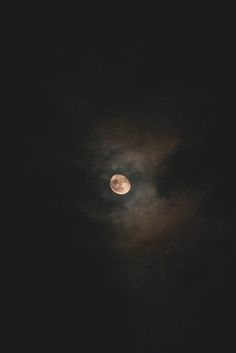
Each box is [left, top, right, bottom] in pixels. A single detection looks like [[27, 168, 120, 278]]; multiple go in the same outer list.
[[11, 37, 236, 352], [58, 80, 235, 351]]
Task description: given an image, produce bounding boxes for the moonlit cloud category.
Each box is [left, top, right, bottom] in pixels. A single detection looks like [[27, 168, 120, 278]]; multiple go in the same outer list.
[[80, 114, 205, 254], [72, 111, 212, 298]]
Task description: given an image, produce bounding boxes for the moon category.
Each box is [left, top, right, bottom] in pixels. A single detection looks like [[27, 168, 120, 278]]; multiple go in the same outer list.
[[110, 174, 131, 195]]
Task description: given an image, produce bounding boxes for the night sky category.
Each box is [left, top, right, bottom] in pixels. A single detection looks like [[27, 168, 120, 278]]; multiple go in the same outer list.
[[10, 16, 236, 352]]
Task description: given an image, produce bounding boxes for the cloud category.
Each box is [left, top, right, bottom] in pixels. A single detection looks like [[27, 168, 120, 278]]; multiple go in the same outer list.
[[69, 99, 221, 301], [80, 114, 205, 250]]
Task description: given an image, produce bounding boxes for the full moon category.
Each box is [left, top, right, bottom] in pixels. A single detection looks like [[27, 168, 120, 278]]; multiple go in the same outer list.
[[110, 174, 131, 195]]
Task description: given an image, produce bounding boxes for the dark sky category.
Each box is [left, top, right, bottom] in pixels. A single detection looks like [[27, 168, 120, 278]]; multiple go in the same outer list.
[[9, 14, 236, 353]]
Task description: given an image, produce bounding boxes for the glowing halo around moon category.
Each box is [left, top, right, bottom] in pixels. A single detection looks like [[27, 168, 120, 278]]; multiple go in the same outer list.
[[110, 174, 131, 195]]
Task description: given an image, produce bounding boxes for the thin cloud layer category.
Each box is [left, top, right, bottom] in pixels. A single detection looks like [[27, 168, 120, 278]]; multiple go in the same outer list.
[[81, 115, 205, 253]]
